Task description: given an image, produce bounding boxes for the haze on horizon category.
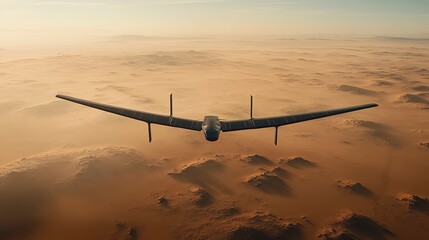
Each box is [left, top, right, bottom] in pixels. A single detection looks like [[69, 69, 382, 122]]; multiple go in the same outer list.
[[1, 0, 429, 46]]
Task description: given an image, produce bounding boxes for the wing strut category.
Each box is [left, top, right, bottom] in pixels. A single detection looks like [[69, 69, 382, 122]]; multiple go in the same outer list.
[[148, 123, 152, 142], [250, 95, 253, 119], [274, 126, 278, 145]]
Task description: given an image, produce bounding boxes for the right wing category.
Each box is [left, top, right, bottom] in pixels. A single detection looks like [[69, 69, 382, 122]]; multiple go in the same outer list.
[[220, 103, 378, 132], [56, 94, 203, 131]]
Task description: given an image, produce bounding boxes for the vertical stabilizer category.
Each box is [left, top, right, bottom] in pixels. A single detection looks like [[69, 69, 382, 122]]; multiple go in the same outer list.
[[250, 95, 253, 119], [170, 93, 173, 116]]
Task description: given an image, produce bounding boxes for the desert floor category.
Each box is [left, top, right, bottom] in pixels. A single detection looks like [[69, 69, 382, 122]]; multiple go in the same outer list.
[[1, 36, 428, 240]]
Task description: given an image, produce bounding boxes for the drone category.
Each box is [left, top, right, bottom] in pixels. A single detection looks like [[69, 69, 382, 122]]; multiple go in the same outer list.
[[57, 94, 378, 145]]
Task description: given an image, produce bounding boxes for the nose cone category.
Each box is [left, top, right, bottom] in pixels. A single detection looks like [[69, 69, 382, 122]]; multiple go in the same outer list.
[[204, 128, 220, 141]]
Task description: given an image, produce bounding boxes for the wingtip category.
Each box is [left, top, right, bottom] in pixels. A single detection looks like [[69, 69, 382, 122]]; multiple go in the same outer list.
[[56, 94, 73, 100], [56, 94, 66, 99]]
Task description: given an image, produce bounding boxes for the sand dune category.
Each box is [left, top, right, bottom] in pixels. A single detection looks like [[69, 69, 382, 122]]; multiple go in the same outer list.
[[419, 142, 429, 150], [398, 193, 429, 215], [227, 213, 302, 240], [158, 196, 170, 207], [0, 146, 152, 240], [319, 211, 393, 240], [175, 210, 302, 240], [331, 84, 380, 96], [399, 93, 429, 109], [111, 222, 139, 240], [372, 80, 394, 86], [410, 85, 429, 91]]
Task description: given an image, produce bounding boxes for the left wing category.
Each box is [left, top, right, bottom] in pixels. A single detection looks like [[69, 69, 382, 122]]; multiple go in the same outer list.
[[220, 103, 378, 132], [56, 94, 203, 131]]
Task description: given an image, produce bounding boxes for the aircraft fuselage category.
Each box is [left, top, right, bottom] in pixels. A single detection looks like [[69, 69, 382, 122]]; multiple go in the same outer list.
[[202, 116, 221, 141]]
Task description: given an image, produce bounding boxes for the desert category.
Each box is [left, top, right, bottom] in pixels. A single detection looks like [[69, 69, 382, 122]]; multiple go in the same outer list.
[[1, 35, 428, 239]]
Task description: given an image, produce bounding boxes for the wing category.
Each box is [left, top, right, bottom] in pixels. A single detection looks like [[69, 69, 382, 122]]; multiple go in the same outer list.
[[220, 103, 378, 132], [56, 94, 203, 131]]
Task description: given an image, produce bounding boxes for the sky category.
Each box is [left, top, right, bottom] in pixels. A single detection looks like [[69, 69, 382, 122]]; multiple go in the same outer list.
[[1, 0, 429, 40]]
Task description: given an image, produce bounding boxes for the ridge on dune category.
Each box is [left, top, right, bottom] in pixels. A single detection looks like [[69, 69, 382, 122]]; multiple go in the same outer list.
[[120, 50, 215, 66], [361, 70, 406, 82], [269, 167, 291, 179], [168, 159, 225, 177], [279, 157, 316, 169], [318, 228, 359, 240], [330, 84, 379, 96], [217, 207, 241, 218], [344, 119, 386, 130], [168, 159, 229, 193], [343, 119, 400, 146], [19, 100, 73, 117], [258, 167, 291, 179], [0, 100, 24, 113], [245, 172, 291, 196], [241, 154, 274, 166], [375, 36, 429, 44], [335, 180, 374, 197], [110, 35, 211, 41], [70, 148, 148, 185], [190, 188, 214, 207]]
